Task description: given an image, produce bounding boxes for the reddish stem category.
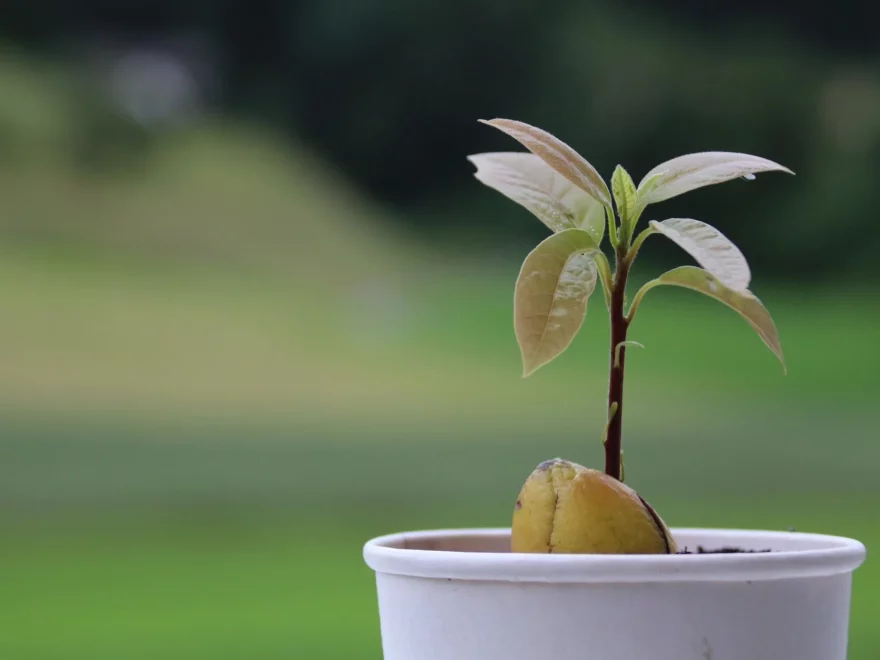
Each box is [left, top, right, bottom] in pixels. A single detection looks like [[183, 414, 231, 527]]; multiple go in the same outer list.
[[605, 247, 630, 481]]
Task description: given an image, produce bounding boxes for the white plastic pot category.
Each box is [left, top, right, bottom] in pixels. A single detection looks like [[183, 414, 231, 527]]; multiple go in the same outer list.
[[363, 527, 866, 660]]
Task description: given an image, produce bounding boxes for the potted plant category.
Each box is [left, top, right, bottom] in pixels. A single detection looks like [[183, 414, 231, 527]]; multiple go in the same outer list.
[[363, 119, 866, 660]]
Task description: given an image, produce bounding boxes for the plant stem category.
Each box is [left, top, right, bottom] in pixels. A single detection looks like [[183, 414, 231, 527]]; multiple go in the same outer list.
[[626, 227, 655, 266], [605, 244, 630, 481]]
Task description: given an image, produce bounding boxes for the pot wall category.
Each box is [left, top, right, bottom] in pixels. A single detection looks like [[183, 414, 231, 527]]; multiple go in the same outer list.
[[363, 528, 866, 660]]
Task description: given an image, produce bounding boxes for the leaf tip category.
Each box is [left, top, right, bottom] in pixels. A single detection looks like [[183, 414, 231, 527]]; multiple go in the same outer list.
[[766, 160, 795, 176], [521, 360, 538, 378]]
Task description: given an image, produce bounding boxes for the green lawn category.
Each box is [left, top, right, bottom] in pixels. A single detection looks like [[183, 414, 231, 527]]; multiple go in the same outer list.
[[1, 493, 877, 659], [1, 378, 877, 659], [0, 123, 877, 658]]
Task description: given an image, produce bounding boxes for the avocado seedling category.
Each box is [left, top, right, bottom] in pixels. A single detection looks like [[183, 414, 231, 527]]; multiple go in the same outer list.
[[468, 119, 791, 554]]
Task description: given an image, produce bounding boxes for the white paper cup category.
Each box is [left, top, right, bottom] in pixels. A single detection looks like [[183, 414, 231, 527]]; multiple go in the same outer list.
[[364, 527, 866, 660]]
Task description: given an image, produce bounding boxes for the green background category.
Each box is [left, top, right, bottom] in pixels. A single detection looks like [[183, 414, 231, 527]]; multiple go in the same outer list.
[[1, 13, 879, 656]]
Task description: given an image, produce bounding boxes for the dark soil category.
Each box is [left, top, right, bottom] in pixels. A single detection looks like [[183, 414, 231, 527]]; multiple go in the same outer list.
[[676, 546, 772, 554]]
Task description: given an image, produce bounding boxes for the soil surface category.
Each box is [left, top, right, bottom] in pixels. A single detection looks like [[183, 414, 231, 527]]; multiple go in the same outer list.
[[676, 546, 772, 554]]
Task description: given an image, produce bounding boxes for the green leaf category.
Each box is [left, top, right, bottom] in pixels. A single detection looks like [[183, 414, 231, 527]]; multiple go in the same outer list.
[[479, 118, 612, 207], [637, 152, 794, 205], [636, 170, 666, 199], [648, 218, 751, 290], [514, 228, 601, 376], [634, 266, 785, 371], [467, 152, 605, 242], [611, 164, 640, 238]]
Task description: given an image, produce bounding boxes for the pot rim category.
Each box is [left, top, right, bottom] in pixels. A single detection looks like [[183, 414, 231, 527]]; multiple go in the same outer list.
[[363, 527, 866, 583]]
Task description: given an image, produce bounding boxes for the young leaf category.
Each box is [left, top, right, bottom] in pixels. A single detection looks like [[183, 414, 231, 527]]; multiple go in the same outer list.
[[648, 218, 751, 290], [633, 266, 785, 371], [614, 340, 645, 368], [467, 152, 605, 241], [637, 152, 793, 205], [611, 165, 640, 237], [514, 228, 601, 377], [636, 170, 666, 199], [479, 118, 612, 207]]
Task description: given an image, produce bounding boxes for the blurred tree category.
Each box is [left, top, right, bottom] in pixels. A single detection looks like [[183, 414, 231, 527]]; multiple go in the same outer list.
[[1, 0, 878, 280]]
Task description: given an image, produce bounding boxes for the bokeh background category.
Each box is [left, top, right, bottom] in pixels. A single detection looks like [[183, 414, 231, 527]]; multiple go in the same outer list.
[[1, 1, 878, 658]]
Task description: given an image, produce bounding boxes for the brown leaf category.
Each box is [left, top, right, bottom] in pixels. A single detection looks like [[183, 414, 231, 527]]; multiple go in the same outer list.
[[514, 229, 601, 376], [480, 119, 611, 206]]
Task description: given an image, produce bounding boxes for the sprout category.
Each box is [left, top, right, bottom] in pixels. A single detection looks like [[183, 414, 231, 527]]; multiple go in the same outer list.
[[469, 118, 793, 483]]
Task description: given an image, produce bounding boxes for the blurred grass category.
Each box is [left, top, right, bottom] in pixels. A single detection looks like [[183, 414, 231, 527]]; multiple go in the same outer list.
[[1, 247, 878, 658], [1, 494, 878, 659], [2, 242, 878, 426], [0, 113, 877, 658]]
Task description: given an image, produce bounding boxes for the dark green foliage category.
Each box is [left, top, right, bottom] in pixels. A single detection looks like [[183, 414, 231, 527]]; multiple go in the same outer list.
[[1, 0, 878, 279]]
